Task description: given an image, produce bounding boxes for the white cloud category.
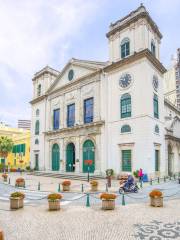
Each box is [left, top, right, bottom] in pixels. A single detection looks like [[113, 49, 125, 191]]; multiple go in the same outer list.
[[0, 0, 104, 126]]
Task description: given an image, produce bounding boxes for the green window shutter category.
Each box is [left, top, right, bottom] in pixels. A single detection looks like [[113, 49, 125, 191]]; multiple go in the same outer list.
[[35, 120, 40, 135], [122, 150, 132, 172], [121, 125, 131, 133], [155, 150, 159, 171], [153, 94, 159, 118], [23, 144, 26, 156], [121, 39, 130, 59], [121, 94, 131, 118]]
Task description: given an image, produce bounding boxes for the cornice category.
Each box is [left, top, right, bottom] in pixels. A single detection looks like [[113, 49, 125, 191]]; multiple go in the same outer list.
[[30, 94, 47, 105], [103, 49, 166, 74], [164, 99, 180, 115], [32, 71, 59, 82], [165, 134, 180, 142], [45, 120, 105, 136], [106, 11, 162, 39]]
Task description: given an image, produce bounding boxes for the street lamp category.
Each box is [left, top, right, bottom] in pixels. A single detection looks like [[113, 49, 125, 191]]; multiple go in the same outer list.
[[84, 160, 93, 182]]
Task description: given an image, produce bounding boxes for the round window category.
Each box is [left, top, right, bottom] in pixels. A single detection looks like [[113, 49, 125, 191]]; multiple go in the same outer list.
[[68, 69, 74, 81]]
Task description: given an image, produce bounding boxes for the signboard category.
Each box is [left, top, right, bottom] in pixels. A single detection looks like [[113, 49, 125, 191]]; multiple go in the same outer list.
[[84, 160, 93, 165]]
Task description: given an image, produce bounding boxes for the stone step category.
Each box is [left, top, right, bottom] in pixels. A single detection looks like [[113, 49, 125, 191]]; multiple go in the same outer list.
[[28, 171, 105, 181]]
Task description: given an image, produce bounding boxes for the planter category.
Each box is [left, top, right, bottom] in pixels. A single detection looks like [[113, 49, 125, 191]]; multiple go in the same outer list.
[[0, 230, 4, 240], [91, 185, 98, 191], [15, 181, 25, 188], [150, 196, 163, 207], [62, 185, 70, 191], [48, 199, 60, 211], [10, 197, 24, 209], [3, 177, 7, 182], [102, 199, 115, 210]]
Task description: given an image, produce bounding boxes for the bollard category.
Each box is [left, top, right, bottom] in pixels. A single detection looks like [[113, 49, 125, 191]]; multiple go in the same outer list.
[[122, 193, 125, 206], [157, 177, 160, 184], [86, 193, 90, 207], [140, 180, 143, 188], [150, 178, 152, 185], [81, 184, 84, 193], [38, 182, 40, 191], [106, 183, 108, 192], [58, 183, 61, 192], [164, 176, 166, 182], [8, 178, 10, 184]]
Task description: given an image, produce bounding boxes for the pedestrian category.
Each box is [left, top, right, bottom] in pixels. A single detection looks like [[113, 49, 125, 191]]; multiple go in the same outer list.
[[138, 168, 143, 182]]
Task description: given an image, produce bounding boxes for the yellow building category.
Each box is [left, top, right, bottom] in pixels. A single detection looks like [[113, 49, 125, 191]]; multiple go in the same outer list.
[[0, 122, 30, 169]]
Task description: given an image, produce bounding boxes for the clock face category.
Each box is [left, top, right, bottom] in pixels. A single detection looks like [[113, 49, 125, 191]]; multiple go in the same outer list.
[[68, 69, 74, 81], [153, 75, 159, 91], [119, 73, 132, 88]]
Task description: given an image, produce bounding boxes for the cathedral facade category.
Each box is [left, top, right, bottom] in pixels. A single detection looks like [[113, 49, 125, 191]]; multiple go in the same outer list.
[[30, 5, 180, 177]]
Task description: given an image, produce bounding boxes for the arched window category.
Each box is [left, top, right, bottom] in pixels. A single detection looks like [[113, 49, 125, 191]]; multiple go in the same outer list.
[[37, 84, 41, 96], [121, 93, 131, 118], [36, 109, 40, 116], [151, 40, 156, 56], [153, 94, 159, 119], [35, 139, 39, 144], [121, 124, 131, 133], [155, 125, 159, 134], [35, 120, 40, 135], [121, 38, 130, 59]]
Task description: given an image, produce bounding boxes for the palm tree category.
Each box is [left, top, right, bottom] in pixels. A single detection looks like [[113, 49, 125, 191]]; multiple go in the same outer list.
[[0, 136, 14, 158]]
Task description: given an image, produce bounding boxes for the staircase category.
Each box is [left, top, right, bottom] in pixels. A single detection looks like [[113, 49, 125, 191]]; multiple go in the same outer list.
[[28, 171, 106, 181]]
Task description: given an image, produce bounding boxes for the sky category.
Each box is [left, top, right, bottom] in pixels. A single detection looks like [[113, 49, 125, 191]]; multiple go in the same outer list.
[[0, 0, 180, 127]]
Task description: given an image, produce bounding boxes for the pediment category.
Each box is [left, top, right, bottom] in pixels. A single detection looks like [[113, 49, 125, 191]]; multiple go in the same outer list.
[[47, 58, 106, 94]]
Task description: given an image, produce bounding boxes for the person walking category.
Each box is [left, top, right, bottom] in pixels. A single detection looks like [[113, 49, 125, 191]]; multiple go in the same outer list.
[[138, 168, 143, 182]]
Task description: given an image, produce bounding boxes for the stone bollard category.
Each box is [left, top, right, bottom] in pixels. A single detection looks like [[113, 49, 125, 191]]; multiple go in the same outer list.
[[38, 182, 40, 191], [58, 183, 61, 192], [122, 193, 125, 206], [105, 183, 108, 192], [86, 193, 90, 207], [0, 230, 4, 240]]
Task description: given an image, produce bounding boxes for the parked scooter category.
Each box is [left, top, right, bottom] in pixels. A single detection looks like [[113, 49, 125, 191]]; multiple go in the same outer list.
[[119, 175, 139, 194]]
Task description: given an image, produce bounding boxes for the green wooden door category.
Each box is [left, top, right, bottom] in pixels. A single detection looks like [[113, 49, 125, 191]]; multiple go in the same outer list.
[[66, 143, 75, 172], [83, 140, 95, 173], [52, 144, 60, 171], [122, 150, 132, 172], [155, 150, 160, 172]]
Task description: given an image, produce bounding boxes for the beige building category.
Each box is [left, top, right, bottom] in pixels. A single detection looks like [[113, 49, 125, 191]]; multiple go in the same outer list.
[[164, 49, 180, 108]]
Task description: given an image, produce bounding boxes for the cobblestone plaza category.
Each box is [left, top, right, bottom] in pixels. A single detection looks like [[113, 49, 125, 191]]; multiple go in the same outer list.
[[0, 173, 180, 239]]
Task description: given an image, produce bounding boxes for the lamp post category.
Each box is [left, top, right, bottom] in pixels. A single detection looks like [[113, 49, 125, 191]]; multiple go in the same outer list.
[[84, 160, 92, 182]]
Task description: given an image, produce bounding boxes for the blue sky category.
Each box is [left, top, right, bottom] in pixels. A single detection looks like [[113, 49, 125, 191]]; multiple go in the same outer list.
[[0, 0, 180, 127]]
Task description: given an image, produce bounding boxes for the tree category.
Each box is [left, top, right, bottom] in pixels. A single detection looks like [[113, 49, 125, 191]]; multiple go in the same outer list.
[[0, 136, 14, 158]]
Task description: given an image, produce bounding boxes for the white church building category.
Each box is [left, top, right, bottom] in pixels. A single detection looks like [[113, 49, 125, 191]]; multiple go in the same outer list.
[[30, 5, 180, 177]]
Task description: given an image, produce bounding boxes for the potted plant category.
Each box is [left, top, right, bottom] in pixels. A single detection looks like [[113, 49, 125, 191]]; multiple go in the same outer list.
[[15, 177, 25, 187], [90, 180, 98, 191], [47, 193, 62, 211], [2, 173, 8, 182], [10, 192, 25, 209], [62, 180, 71, 191], [149, 189, 163, 207], [100, 193, 116, 210]]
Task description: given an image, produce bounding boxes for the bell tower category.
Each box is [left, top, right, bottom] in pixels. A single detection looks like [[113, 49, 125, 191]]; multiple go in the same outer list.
[[106, 4, 162, 62]]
